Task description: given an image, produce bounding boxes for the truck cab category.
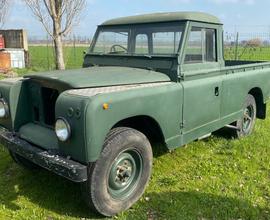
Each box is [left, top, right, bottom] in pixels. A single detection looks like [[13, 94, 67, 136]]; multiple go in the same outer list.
[[82, 12, 227, 144], [84, 12, 224, 77]]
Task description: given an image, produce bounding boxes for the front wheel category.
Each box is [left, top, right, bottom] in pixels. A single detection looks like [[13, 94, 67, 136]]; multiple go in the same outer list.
[[235, 94, 257, 138], [81, 127, 153, 217]]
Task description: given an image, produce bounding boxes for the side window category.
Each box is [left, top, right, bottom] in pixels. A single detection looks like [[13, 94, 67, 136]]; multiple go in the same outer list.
[[184, 27, 217, 64], [205, 29, 216, 62], [135, 34, 149, 54], [185, 27, 203, 63]]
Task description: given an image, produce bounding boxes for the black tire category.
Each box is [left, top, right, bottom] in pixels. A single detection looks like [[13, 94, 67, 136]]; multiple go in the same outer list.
[[81, 127, 153, 217], [235, 94, 257, 138], [9, 151, 40, 170]]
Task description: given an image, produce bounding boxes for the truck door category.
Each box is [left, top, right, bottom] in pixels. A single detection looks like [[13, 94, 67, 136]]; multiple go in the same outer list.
[[180, 25, 222, 142]]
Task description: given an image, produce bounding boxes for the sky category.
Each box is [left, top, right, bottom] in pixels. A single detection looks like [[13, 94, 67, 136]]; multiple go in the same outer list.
[[3, 0, 270, 38]]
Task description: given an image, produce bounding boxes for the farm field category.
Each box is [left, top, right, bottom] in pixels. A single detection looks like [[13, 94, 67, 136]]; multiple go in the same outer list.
[[16, 46, 89, 75], [29, 46, 88, 70], [13, 45, 270, 75], [0, 46, 269, 220], [224, 46, 270, 61]]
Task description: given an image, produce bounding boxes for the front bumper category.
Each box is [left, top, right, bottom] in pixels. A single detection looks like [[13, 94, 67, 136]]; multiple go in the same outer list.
[[0, 127, 88, 183]]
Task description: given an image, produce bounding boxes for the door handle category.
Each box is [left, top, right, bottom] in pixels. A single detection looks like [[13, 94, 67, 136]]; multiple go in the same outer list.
[[215, 87, 219, 96]]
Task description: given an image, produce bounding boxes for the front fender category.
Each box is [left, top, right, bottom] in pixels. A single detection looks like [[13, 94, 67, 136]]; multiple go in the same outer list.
[[0, 78, 30, 131], [84, 82, 183, 162]]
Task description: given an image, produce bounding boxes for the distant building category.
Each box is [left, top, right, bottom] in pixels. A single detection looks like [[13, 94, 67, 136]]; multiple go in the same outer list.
[[0, 29, 28, 69]]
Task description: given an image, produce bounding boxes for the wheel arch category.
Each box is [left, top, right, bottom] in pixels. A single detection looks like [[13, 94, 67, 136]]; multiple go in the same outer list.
[[112, 115, 167, 149], [248, 87, 266, 119]]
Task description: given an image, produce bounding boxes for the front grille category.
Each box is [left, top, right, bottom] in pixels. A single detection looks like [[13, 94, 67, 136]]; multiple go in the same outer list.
[[28, 81, 59, 127], [41, 87, 59, 126]]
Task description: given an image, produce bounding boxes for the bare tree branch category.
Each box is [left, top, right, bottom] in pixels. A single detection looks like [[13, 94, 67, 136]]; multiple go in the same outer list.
[[24, 0, 53, 37], [23, 0, 86, 70], [43, 0, 54, 17], [0, 0, 10, 28], [60, 0, 85, 36]]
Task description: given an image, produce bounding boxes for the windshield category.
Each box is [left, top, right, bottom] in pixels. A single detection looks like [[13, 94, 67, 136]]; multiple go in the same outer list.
[[91, 23, 184, 56]]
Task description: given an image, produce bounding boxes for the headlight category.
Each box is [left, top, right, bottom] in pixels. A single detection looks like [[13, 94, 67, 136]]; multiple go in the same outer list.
[[55, 118, 71, 142], [0, 99, 9, 118]]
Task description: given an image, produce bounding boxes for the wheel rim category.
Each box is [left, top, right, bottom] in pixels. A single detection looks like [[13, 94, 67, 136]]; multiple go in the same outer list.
[[242, 105, 254, 133], [108, 149, 143, 200]]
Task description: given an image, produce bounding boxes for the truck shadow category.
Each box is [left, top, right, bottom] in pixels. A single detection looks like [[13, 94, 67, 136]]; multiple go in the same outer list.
[[212, 127, 237, 139], [124, 191, 270, 219], [152, 127, 236, 158]]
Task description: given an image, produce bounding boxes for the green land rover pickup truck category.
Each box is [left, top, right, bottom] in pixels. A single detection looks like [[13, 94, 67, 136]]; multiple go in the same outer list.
[[0, 12, 270, 216]]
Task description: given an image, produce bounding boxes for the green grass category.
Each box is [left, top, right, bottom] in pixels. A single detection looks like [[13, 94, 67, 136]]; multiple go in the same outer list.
[[18, 46, 88, 74], [1, 46, 269, 219], [225, 46, 270, 61], [0, 113, 270, 219]]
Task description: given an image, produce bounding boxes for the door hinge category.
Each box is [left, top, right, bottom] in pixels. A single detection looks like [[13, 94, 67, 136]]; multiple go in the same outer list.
[[180, 122, 185, 129]]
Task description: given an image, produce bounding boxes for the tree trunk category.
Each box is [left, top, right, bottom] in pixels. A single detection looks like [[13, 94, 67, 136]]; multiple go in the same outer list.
[[53, 19, 65, 70], [53, 35, 65, 70]]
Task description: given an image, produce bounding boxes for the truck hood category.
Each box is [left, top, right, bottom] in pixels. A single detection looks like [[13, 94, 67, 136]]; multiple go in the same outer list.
[[24, 66, 171, 89]]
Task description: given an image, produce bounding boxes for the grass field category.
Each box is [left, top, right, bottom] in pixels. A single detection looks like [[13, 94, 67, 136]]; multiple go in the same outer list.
[[0, 116, 269, 219], [0, 46, 269, 220], [14, 45, 270, 75], [224, 46, 270, 61], [15, 46, 88, 75]]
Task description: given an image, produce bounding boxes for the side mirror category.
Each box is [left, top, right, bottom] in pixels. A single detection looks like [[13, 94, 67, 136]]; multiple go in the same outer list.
[[83, 51, 87, 55]]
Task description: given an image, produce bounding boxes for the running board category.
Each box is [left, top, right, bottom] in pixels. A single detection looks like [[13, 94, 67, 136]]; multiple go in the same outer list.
[[225, 124, 240, 131], [198, 133, 212, 140]]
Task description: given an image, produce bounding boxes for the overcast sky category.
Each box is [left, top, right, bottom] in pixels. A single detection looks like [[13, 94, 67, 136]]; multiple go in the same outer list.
[[3, 0, 270, 38]]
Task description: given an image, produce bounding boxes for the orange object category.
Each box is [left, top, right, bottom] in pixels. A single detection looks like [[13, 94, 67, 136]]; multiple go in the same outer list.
[[0, 35, 5, 49], [103, 103, 109, 110], [0, 52, 11, 70]]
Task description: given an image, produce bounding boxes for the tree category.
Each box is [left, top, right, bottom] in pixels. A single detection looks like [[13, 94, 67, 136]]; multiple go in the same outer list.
[[24, 0, 86, 70], [246, 38, 262, 47], [0, 0, 10, 28]]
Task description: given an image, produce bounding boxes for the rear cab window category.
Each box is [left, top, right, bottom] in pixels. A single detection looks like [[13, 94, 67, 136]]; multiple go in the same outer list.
[[152, 30, 182, 54], [135, 34, 149, 54]]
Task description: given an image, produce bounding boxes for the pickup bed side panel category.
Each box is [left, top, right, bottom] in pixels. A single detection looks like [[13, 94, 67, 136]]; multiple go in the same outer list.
[[84, 83, 183, 162], [221, 68, 270, 118]]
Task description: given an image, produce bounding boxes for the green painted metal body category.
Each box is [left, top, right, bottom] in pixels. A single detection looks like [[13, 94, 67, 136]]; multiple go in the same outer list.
[[1, 12, 270, 166], [25, 67, 170, 89], [101, 12, 222, 26]]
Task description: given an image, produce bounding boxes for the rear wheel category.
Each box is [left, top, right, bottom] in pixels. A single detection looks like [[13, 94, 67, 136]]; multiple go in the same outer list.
[[9, 151, 40, 170], [235, 94, 257, 138], [81, 127, 153, 217]]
